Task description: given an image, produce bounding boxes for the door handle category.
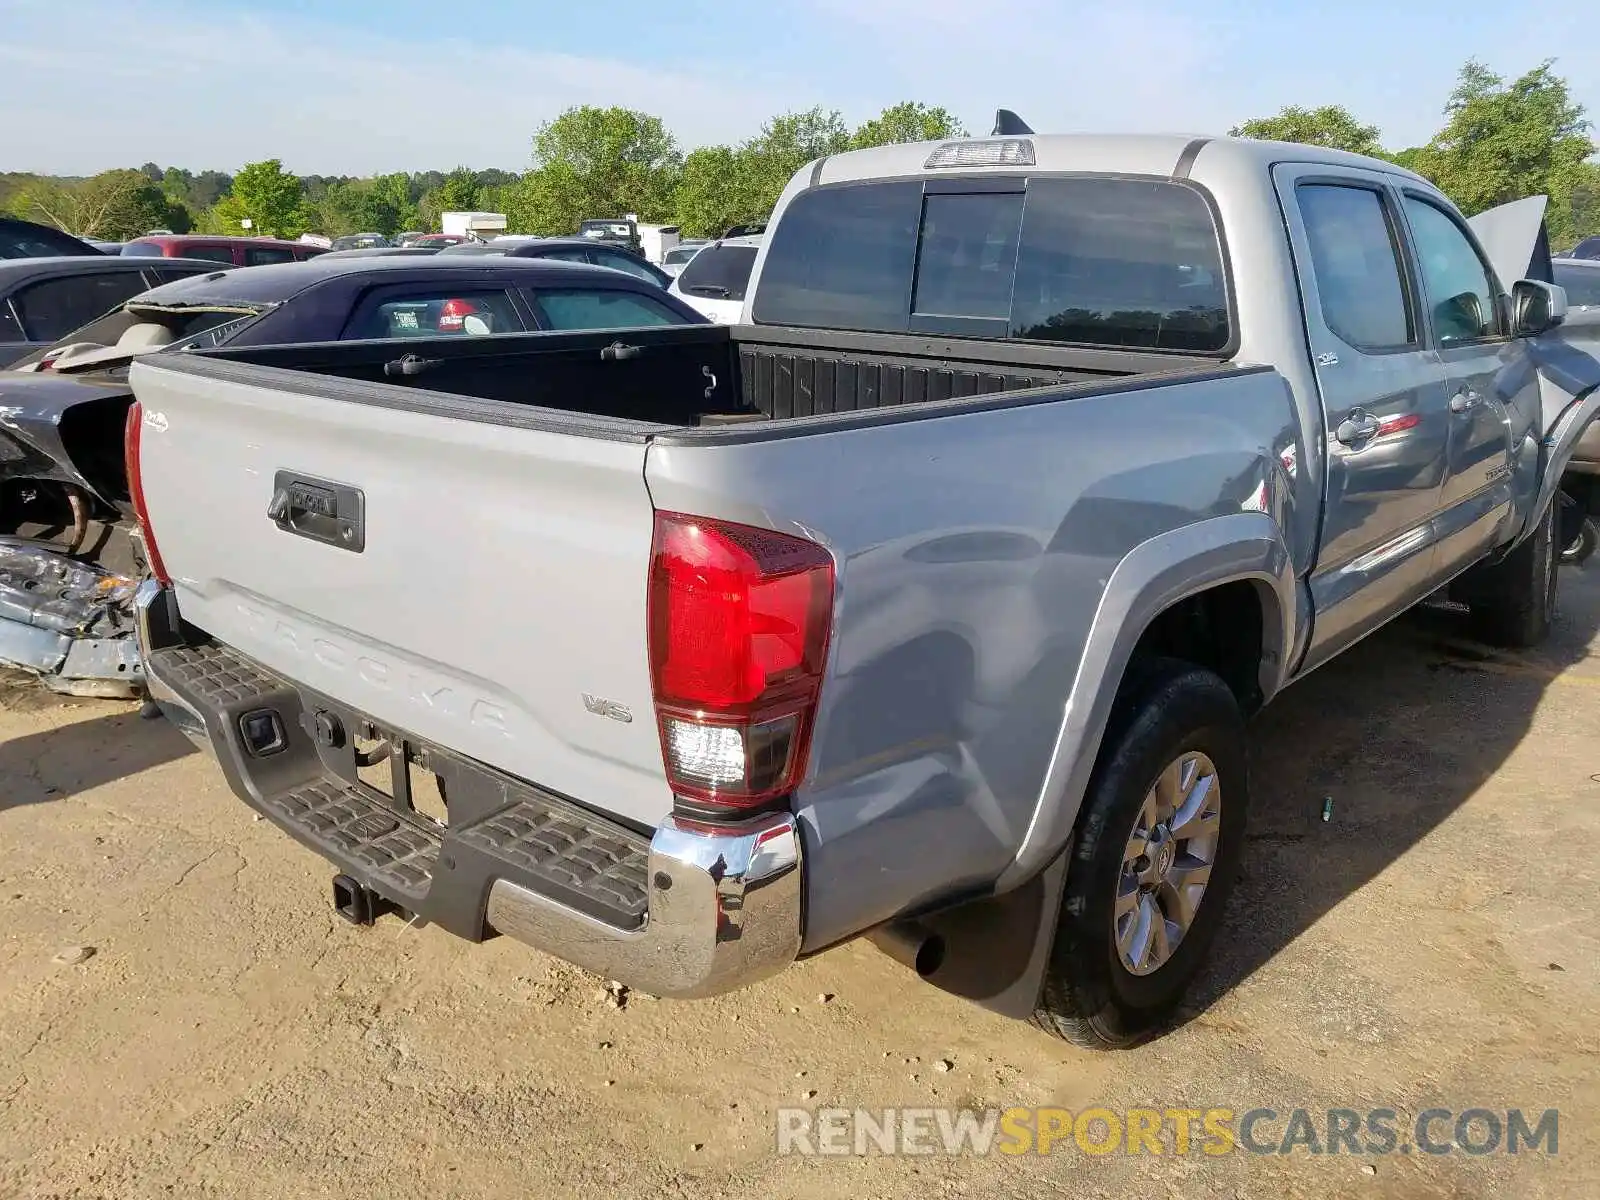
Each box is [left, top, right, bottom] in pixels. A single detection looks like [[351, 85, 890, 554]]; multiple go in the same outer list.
[[1335, 412, 1381, 446], [1449, 389, 1480, 414]]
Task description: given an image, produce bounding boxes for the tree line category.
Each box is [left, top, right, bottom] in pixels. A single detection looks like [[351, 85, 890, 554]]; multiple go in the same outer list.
[[3, 62, 1596, 248]]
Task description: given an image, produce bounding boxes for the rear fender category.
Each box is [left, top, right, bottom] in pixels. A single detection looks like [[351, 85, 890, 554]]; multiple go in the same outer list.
[[997, 511, 1294, 891]]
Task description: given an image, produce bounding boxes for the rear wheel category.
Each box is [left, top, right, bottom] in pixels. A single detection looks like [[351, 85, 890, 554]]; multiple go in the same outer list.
[[1031, 661, 1247, 1049], [1465, 498, 1559, 648]]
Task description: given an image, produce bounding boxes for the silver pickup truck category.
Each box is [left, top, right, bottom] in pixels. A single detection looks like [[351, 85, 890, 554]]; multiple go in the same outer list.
[[127, 131, 1599, 1049]]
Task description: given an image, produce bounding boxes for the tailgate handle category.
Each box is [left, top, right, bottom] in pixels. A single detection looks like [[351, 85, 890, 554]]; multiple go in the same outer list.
[[383, 354, 444, 378], [600, 341, 644, 362], [268, 472, 366, 553]]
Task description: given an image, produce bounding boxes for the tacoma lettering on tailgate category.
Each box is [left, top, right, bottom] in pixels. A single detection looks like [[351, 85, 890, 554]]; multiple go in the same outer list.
[[236, 603, 510, 737]]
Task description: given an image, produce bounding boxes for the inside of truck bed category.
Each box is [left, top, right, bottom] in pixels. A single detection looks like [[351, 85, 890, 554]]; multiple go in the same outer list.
[[198, 323, 1228, 429]]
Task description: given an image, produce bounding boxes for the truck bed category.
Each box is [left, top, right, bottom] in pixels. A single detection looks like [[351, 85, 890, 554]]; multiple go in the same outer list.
[[195, 322, 1228, 432]]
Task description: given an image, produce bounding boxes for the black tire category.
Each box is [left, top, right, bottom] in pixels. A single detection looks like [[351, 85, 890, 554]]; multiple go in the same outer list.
[[1030, 660, 1247, 1049], [1466, 498, 1559, 648], [1560, 516, 1597, 567]]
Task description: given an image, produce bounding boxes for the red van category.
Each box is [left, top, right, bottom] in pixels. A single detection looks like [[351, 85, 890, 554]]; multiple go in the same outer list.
[[121, 236, 326, 267]]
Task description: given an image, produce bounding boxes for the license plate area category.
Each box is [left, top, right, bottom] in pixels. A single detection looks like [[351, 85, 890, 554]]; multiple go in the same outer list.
[[349, 720, 450, 828]]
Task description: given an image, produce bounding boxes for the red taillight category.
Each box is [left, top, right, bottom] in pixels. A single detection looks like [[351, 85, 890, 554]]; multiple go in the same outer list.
[[124, 399, 170, 585], [648, 512, 834, 812], [437, 298, 476, 331]]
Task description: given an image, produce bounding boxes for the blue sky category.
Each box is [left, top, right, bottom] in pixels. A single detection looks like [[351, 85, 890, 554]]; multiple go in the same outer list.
[[2, 0, 1594, 176]]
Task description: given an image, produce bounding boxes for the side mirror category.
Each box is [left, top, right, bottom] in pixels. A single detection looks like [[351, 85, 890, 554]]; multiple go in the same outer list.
[[1512, 279, 1568, 337]]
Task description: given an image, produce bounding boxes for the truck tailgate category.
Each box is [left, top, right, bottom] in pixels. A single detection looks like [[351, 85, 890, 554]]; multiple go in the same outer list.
[[129, 356, 673, 829]]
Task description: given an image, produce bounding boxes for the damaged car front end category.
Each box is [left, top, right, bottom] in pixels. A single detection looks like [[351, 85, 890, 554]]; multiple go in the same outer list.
[[0, 295, 269, 695], [0, 371, 147, 695], [0, 540, 142, 696]]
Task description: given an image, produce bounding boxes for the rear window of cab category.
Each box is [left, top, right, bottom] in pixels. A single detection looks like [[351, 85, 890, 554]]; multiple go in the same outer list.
[[751, 176, 1231, 353]]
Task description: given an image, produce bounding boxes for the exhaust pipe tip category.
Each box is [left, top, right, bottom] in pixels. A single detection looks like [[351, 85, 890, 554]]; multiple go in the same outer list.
[[867, 921, 946, 979]]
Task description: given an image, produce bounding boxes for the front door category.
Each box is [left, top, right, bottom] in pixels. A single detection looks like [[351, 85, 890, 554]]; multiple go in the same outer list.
[[1398, 191, 1531, 575], [1274, 166, 1453, 667]]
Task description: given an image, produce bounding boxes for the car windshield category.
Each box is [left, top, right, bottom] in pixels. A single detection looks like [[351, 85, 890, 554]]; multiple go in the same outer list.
[[675, 244, 758, 300], [663, 246, 701, 266]]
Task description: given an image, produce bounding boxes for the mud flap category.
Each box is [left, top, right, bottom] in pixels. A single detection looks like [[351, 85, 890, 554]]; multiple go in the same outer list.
[[904, 851, 1070, 1019]]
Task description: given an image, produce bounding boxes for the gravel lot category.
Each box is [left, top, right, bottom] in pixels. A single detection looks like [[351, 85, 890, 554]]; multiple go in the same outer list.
[[2, 572, 1598, 1199]]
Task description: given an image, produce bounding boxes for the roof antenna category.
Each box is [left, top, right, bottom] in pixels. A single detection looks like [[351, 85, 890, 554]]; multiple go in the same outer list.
[[992, 109, 1034, 136]]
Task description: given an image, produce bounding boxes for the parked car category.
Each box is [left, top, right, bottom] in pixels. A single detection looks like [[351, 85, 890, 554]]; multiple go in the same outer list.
[[1, 254, 704, 694], [1, 216, 103, 260], [317, 247, 444, 260], [659, 241, 707, 278], [0, 255, 227, 367], [409, 233, 467, 250], [1567, 235, 1600, 261], [438, 236, 672, 287], [393, 231, 427, 247], [1550, 257, 1600, 560], [120, 235, 327, 267], [331, 233, 391, 251], [578, 216, 641, 254], [667, 234, 761, 322], [128, 129, 1598, 1050], [88, 241, 126, 254]]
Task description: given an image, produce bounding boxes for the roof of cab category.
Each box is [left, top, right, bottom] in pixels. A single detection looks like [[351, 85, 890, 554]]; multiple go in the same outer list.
[[808, 132, 1432, 189]]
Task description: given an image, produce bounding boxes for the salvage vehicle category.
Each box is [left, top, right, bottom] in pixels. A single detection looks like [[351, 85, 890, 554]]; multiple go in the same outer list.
[[0, 216, 103, 260], [128, 127, 1600, 1048], [3, 255, 706, 694], [330, 233, 392, 251], [120, 235, 328, 267], [0, 255, 226, 367], [659, 241, 708, 278], [667, 234, 761, 323], [1551, 256, 1600, 563]]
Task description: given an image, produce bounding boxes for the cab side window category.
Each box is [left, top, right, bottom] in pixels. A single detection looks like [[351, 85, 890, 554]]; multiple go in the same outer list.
[[1296, 184, 1415, 351], [1402, 196, 1503, 344]]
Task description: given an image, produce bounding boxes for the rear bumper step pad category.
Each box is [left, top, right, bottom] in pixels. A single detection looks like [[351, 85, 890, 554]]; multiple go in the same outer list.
[[145, 638, 649, 933], [136, 582, 803, 998]]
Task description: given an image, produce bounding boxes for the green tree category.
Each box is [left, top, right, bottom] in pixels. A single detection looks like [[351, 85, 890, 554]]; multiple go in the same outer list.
[[507, 106, 681, 234], [673, 145, 754, 237], [1408, 60, 1594, 244], [435, 166, 480, 211], [1230, 105, 1384, 156], [218, 158, 308, 238], [851, 102, 966, 148], [362, 172, 418, 236], [419, 166, 482, 231], [723, 107, 853, 230], [309, 178, 372, 237], [11, 169, 185, 238]]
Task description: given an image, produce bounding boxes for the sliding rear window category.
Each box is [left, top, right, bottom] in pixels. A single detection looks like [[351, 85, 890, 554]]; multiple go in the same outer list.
[[752, 176, 1231, 353]]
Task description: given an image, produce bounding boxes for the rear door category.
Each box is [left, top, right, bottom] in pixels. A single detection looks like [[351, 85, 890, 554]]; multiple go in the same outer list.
[[130, 353, 677, 828], [1274, 166, 1453, 664]]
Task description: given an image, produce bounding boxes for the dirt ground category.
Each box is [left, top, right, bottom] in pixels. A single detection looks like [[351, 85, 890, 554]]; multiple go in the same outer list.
[[3, 572, 1598, 1200]]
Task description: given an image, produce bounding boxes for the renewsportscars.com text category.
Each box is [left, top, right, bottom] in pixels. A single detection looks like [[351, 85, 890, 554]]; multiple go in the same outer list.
[[776, 1106, 1559, 1158]]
